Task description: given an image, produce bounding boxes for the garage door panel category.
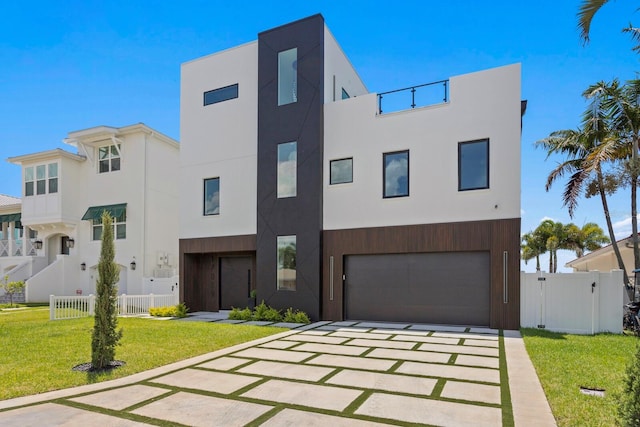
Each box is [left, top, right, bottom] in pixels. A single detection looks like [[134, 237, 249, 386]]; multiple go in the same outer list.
[[345, 252, 490, 326]]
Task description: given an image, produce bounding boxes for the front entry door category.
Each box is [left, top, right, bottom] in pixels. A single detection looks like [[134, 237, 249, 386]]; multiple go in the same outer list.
[[220, 257, 252, 310]]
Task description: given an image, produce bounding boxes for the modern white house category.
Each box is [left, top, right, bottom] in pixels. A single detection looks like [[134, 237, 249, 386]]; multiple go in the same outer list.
[[179, 14, 524, 328], [6, 123, 180, 302]]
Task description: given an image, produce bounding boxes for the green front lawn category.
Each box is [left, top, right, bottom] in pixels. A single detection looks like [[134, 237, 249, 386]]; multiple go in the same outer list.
[[0, 308, 283, 401], [522, 328, 638, 426]]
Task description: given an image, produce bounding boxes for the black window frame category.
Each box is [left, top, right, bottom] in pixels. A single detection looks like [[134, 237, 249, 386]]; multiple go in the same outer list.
[[204, 84, 239, 106], [203, 177, 220, 216], [458, 139, 490, 191], [383, 150, 410, 199], [329, 157, 353, 185]]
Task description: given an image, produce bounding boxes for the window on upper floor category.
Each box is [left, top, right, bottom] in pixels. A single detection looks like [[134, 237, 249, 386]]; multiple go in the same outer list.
[[277, 142, 297, 198], [25, 162, 58, 196], [330, 158, 353, 185], [278, 48, 297, 106], [459, 139, 489, 191], [92, 211, 126, 240], [203, 177, 220, 215], [98, 144, 121, 173], [204, 84, 239, 106], [383, 150, 409, 198], [277, 235, 296, 291]]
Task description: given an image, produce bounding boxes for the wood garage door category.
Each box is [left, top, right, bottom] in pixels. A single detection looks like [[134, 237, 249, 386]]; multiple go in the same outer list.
[[345, 252, 490, 326]]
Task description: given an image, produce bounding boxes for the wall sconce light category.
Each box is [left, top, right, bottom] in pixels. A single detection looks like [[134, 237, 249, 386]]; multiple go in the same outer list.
[[80, 262, 86, 271], [66, 238, 75, 249], [130, 258, 136, 271], [34, 240, 43, 250]]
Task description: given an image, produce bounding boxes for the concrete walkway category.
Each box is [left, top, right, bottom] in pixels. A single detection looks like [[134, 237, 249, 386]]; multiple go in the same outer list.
[[0, 319, 556, 426]]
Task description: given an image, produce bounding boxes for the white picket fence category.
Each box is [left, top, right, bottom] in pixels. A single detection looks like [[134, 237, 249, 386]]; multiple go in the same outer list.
[[49, 293, 179, 320]]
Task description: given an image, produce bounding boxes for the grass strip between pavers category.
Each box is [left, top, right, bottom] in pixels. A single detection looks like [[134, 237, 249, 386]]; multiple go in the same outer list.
[[58, 398, 188, 427]]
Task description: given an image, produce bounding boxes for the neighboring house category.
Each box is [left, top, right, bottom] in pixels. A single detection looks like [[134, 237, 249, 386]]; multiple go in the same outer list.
[[179, 14, 523, 328], [0, 193, 35, 300], [7, 123, 180, 302], [566, 235, 636, 275]]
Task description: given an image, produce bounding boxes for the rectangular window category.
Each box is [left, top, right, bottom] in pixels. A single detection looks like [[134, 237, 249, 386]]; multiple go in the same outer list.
[[25, 166, 34, 196], [203, 177, 220, 215], [330, 158, 353, 185], [341, 88, 350, 99], [98, 144, 121, 173], [277, 142, 297, 198], [92, 211, 126, 241], [277, 235, 296, 291], [278, 48, 297, 106], [383, 150, 409, 198], [204, 84, 238, 106], [459, 139, 489, 191], [48, 163, 58, 193], [36, 165, 46, 195]]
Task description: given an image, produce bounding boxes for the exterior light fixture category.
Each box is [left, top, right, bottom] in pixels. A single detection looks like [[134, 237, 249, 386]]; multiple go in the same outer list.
[[66, 238, 75, 249], [80, 262, 86, 271], [130, 259, 136, 271], [34, 240, 43, 250]]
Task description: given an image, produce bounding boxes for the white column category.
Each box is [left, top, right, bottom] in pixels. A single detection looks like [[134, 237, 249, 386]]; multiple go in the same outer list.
[[8, 222, 14, 256], [22, 225, 29, 256]]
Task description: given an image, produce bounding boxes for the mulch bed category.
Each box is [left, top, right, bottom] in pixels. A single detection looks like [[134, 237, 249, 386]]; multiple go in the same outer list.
[[72, 361, 126, 372]]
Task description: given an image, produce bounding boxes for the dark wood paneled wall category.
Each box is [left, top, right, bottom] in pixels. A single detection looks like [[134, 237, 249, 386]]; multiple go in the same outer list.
[[322, 218, 521, 329]]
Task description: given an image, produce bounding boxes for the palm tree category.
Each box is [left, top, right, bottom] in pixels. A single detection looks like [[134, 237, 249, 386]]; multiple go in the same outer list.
[[536, 91, 629, 282], [564, 222, 610, 258], [522, 231, 547, 272], [578, 0, 640, 51]]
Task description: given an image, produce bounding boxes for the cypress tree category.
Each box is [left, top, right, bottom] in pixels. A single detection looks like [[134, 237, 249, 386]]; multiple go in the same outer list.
[[91, 211, 122, 370]]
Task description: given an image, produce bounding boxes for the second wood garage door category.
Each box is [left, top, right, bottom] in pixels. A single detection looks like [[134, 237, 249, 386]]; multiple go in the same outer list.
[[344, 252, 490, 326]]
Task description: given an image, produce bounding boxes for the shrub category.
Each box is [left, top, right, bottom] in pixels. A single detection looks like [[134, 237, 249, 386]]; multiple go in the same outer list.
[[252, 300, 269, 321], [229, 307, 252, 321], [283, 307, 311, 324], [263, 307, 282, 322], [149, 304, 189, 318], [175, 302, 189, 318], [619, 345, 640, 426]]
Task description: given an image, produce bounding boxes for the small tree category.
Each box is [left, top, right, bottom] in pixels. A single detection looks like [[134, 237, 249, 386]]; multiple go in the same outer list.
[[1, 275, 25, 307], [619, 345, 640, 426], [91, 211, 122, 370]]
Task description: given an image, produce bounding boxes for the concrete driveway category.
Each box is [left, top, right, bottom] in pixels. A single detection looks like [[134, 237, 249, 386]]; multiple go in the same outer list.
[[0, 320, 556, 426]]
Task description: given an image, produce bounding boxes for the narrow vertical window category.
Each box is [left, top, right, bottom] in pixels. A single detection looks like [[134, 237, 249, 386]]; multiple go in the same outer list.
[[203, 177, 220, 216], [459, 139, 489, 191], [277, 235, 296, 291], [48, 163, 58, 193], [383, 150, 409, 198], [330, 158, 353, 185], [36, 165, 46, 195], [278, 48, 297, 106], [24, 166, 34, 196], [277, 142, 297, 198]]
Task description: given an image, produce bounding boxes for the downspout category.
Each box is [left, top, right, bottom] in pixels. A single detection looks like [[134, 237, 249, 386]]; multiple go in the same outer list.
[[142, 134, 148, 282]]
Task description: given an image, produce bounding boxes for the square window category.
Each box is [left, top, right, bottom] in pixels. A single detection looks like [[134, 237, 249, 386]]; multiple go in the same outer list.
[[330, 158, 353, 185], [277, 142, 297, 198], [383, 150, 409, 198], [278, 48, 297, 106], [98, 144, 121, 173], [459, 139, 489, 191], [277, 235, 296, 291], [203, 177, 220, 215]]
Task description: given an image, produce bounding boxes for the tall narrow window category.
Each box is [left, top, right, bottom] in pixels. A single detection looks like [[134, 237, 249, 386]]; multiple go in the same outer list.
[[36, 165, 46, 195], [48, 163, 58, 193], [203, 177, 220, 215], [277, 142, 297, 198], [459, 139, 489, 191], [24, 166, 34, 196], [278, 48, 297, 106], [330, 158, 353, 185], [383, 150, 409, 198], [98, 144, 121, 173], [277, 235, 296, 291]]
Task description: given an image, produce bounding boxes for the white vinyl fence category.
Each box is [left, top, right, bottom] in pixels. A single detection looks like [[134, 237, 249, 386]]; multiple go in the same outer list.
[[521, 270, 623, 334], [50, 293, 179, 320]]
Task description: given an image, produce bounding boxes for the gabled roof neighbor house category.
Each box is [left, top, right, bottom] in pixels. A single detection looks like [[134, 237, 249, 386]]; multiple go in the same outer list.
[[7, 123, 180, 302], [179, 14, 523, 329], [566, 235, 636, 274]]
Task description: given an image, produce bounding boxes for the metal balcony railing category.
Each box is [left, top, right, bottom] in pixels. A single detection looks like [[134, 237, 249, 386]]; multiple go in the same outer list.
[[377, 79, 448, 114]]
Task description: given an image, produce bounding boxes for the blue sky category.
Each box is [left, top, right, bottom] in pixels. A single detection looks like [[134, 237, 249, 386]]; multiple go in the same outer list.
[[1, 1, 638, 272]]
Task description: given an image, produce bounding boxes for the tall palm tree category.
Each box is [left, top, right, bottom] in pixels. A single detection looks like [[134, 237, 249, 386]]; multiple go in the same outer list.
[[522, 231, 547, 272], [536, 87, 630, 283], [578, 0, 640, 51]]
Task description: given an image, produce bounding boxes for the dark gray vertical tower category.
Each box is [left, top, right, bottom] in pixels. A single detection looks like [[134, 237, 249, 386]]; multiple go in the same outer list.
[[256, 15, 324, 319]]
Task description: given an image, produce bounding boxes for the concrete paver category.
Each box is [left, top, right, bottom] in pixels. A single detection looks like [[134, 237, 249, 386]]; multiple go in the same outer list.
[[131, 391, 272, 427], [232, 347, 315, 362], [367, 347, 452, 364], [197, 356, 252, 371], [299, 330, 330, 336], [241, 379, 363, 411], [408, 324, 468, 332], [464, 338, 500, 348], [391, 334, 461, 345], [0, 403, 149, 427], [282, 334, 350, 344], [434, 332, 498, 341], [348, 338, 416, 350], [307, 354, 396, 371], [238, 360, 334, 381], [456, 354, 500, 369], [258, 340, 299, 349], [418, 342, 499, 357], [69, 384, 169, 410], [261, 408, 395, 426], [356, 392, 502, 427], [371, 328, 429, 336], [330, 321, 359, 326], [293, 342, 368, 356], [396, 361, 500, 384], [326, 369, 437, 396], [441, 381, 502, 404], [150, 368, 261, 394], [330, 330, 391, 340], [356, 322, 410, 329]]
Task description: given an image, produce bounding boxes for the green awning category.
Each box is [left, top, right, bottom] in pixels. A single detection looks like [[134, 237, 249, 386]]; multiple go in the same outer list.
[[0, 213, 21, 223], [81, 203, 127, 221]]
